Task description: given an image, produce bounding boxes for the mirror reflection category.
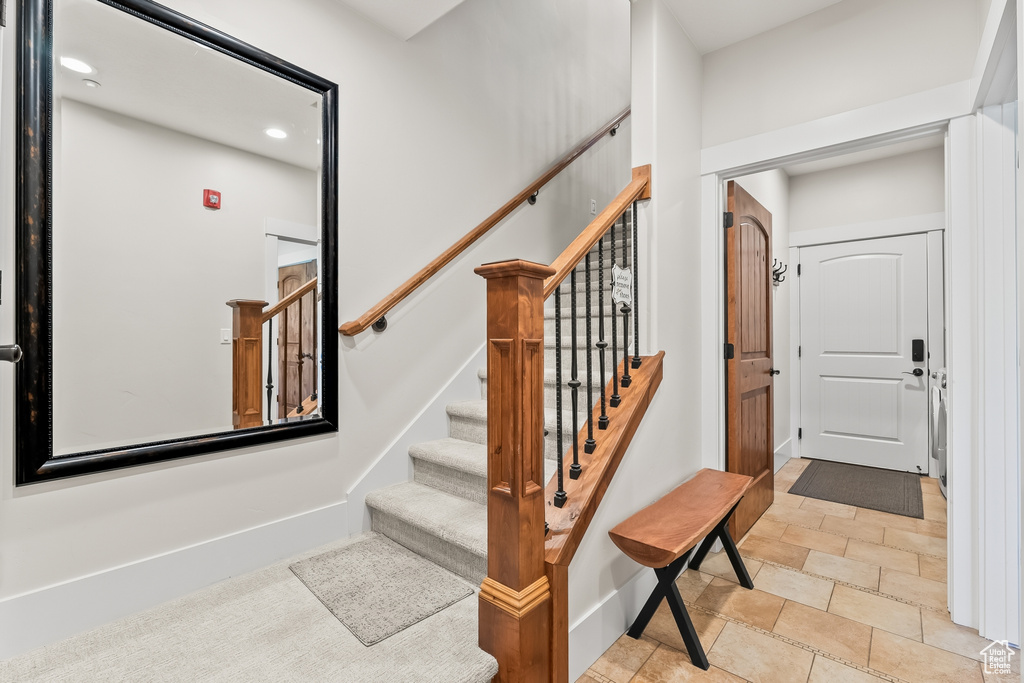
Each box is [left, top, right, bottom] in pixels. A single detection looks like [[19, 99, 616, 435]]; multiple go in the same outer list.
[[51, 0, 325, 456]]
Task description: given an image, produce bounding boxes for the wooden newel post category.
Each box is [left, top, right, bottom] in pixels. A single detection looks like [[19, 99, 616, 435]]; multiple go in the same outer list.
[[475, 259, 555, 683], [227, 299, 268, 430]]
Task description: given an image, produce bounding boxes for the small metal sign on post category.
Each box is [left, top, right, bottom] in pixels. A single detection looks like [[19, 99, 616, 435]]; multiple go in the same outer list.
[[612, 264, 632, 305]]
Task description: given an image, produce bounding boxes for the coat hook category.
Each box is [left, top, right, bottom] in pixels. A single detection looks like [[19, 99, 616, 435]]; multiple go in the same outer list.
[[772, 261, 787, 286]]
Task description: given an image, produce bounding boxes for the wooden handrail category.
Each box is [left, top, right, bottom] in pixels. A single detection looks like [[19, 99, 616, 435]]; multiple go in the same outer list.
[[262, 277, 317, 323], [543, 164, 650, 299], [339, 107, 632, 336]]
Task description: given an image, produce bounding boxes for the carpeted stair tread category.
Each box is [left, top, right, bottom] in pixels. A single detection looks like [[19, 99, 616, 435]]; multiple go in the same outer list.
[[411, 438, 488, 479], [366, 482, 487, 581]]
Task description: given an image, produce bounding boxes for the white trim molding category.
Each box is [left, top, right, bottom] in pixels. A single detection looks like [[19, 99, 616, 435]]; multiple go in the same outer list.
[[788, 213, 946, 248]]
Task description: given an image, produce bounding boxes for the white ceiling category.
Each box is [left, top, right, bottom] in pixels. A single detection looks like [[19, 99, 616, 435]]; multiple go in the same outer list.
[[663, 0, 843, 54], [55, 0, 322, 171]]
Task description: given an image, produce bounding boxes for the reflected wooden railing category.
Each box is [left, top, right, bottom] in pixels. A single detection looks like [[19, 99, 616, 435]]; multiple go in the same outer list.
[[477, 166, 663, 683], [228, 276, 318, 429], [339, 108, 631, 337]]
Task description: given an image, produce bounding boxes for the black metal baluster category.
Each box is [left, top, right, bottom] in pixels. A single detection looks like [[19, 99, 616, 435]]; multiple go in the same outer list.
[[632, 200, 642, 370], [597, 233, 609, 430], [620, 209, 632, 388], [266, 318, 274, 424], [584, 255, 596, 455], [554, 285, 566, 507], [297, 298, 305, 405], [610, 215, 621, 408], [569, 270, 582, 480]]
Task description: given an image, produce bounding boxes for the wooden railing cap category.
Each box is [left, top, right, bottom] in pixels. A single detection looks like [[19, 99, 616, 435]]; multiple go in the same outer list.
[[226, 299, 269, 309], [475, 259, 556, 281]]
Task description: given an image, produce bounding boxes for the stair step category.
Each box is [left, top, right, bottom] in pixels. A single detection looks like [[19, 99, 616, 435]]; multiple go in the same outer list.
[[479, 367, 611, 409], [447, 399, 589, 461], [366, 481, 487, 585], [411, 438, 487, 504]]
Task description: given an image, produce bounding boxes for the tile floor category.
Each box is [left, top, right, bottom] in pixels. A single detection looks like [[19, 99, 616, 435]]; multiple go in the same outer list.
[[577, 458, 1021, 683]]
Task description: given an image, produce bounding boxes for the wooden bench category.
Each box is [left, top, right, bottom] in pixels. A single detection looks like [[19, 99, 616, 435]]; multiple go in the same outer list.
[[608, 468, 755, 670]]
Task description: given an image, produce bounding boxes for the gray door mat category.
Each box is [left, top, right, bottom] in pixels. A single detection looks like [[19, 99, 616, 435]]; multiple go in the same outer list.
[[787, 459, 924, 519], [289, 534, 473, 646]]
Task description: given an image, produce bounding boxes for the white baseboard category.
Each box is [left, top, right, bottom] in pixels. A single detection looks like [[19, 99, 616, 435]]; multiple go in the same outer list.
[[0, 501, 347, 660], [346, 344, 486, 535], [568, 568, 658, 681]]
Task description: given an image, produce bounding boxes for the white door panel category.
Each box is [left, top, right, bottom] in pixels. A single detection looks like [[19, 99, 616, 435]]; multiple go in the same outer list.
[[800, 234, 929, 472]]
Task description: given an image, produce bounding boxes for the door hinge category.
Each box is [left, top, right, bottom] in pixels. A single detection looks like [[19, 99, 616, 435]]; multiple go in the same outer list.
[[798, 345, 801, 358], [724, 343, 735, 360], [724, 212, 734, 229], [798, 428, 803, 440], [797, 263, 801, 276], [0, 0, 6, 27]]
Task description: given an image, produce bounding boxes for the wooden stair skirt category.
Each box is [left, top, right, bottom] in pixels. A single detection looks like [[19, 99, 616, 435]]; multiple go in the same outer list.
[[476, 257, 665, 683]]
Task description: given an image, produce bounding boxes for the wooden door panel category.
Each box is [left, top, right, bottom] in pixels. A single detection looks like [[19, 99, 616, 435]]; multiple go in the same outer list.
[[726, 181, 774, 540], [278, 260, 318, 418]]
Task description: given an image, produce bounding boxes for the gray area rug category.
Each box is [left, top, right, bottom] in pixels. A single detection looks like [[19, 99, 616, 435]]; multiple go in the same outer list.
[[290, 534, 473, 646], [788, 459, 924, 519]]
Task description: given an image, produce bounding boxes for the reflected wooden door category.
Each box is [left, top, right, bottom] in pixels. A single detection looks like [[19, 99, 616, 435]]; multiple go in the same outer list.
[[278, 260, 318, 418], [725, 181, 774, 539]]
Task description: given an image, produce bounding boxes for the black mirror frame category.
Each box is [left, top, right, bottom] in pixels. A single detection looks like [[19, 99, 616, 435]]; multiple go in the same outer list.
[[15, 0, 339, 485]]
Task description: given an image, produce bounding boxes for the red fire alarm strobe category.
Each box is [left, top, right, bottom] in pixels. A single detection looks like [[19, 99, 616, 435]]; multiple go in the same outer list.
[[203, 189, 222, 210]]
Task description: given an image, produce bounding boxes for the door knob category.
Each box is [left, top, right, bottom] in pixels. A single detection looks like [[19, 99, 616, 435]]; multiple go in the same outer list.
[[769, 368, 780, 376], [902, 368, 924, 377]]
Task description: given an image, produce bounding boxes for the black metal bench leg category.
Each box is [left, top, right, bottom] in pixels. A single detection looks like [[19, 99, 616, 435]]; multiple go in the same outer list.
[[626, 552, 689, 639], [660, 572, 710, 670], [626, 551, 709, 671], [686, 501, 754, 590]]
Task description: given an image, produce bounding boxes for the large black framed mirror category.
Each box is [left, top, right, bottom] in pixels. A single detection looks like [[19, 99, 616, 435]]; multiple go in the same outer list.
[[16, 0, 339, 484]]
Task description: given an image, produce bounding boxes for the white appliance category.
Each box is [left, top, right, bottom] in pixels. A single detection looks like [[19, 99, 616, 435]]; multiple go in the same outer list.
[[931, 369, 947, 498]]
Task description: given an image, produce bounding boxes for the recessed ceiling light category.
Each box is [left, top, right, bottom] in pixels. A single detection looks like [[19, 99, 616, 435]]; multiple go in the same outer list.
[[265, 128, 288, 139], [60, 57, 94, 74], [82, 79, 101, 88]]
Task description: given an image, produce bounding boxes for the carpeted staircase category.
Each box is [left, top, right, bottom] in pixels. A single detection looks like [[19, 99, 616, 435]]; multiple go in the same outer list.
[[362, 231, 629, 678]]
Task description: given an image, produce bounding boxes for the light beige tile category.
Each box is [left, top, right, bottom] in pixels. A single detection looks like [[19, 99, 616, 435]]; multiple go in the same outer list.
[[808, 655, 887, 682], [747, 517, 788, 541], [739, 535, 810, 570], [781, 525, 849, 556], [919, 555, 947, 583], [802, 550, 880, 590], [694, 551, 762, 586], [845, 539, 919, 575], [772, 601, 872, 665], [827, 585, 922, 640], [575, 674, 603, 683], [643, 600, 726, 654], [676, 569, 715, 603], [631, 644, 746, 683], [590, 633, 659, 683], [773, 492, 806, 508], [763, 505, 825, 529], [785, 458, 812, 474], [854, 507, 947, 539], [799, 497, 858, 519], [921, 610, 990, 662], [708, 621, 815, 683], [921, 477, 941, 495], [695, 578, 785, 632], [922, 493, 947, 522], [878, 568, 947, 610], [752, 563, 834, 610], [884, 527, 947, 557], [820, 515, 885, 544], [869, 628, 984, 683]]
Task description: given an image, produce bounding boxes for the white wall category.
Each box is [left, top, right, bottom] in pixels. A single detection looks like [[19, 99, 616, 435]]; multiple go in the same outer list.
[[702, 0, 983, 147], [789, 147, 946, 233], [730, 170, 791, 454], [567, 1, 703, 678], [0, 0, 630, 655], [52, 99, 317, 454]]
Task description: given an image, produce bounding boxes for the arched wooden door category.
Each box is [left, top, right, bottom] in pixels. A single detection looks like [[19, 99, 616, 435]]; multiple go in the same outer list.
[[278, 260, 318, 418], [725, 181, 774, 539]]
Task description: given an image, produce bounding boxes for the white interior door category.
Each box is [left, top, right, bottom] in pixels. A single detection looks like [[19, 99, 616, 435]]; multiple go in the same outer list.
[[800, 233, 930, 473]]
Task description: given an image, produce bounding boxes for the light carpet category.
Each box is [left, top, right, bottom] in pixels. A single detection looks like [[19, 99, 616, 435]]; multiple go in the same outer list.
[[290, 534, 473, 646]]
